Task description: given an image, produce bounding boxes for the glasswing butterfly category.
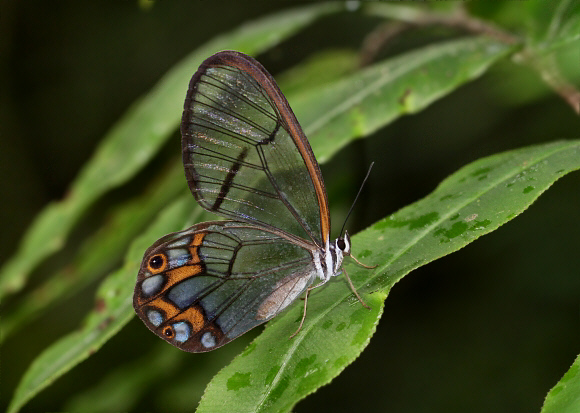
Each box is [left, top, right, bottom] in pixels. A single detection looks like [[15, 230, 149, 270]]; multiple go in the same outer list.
[[133, 51, 372, 352]]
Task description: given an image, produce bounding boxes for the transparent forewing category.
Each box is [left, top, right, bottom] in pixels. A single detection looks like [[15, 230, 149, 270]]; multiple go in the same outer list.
[[133, 221, 317, 353], [181, 51, 329, 247]]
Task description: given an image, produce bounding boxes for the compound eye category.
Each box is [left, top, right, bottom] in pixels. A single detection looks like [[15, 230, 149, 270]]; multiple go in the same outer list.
[[337, 239, 346, 251]]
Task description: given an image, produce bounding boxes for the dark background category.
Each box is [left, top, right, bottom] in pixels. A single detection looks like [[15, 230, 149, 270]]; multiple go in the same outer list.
[[2, 1, 579, 412]]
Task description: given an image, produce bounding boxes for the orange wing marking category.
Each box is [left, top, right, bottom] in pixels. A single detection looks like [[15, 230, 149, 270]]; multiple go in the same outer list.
[[188, 232, 206, 264], [172, 306, 205, 333], [147, 297, 180, 320]]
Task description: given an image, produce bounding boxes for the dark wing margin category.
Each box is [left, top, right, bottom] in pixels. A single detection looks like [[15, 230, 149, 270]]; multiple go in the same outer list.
[[180, 51, 330, 247]]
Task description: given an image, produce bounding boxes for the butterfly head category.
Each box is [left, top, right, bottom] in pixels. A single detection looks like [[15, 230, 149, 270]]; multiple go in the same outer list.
[[336, 230, 351, 256]]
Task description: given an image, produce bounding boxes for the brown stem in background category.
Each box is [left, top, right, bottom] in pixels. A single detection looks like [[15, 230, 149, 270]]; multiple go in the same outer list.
[[360, 21, 413, 67], [360, 7, 518, 67], [360, 6, 580, 114], [520, 53, 580, 114]]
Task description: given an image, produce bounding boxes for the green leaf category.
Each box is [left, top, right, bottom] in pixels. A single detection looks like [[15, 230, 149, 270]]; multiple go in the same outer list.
[[503, 0, 580, 112], [529, 0, 579, 45], [521, 0, 580, 56], [276, 49, 359, 97], [0, 2, 339, 301], [292, 37, 513, 163], [197, 140, 580, 412], [198, 289, 385, 413], [361, 140, 580, 293], [541, 353, 580, 413], [6, 196, 200, 413], [556, 12, 580, 50], [465, 0, 577, 45], [0, 161, 186, 343], [362, 2, 435, 23], [63, 344, 183, 413]]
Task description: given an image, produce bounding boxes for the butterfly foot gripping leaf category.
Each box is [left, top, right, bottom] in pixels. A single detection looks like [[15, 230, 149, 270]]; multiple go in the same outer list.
[[134, 51, 369, 352]]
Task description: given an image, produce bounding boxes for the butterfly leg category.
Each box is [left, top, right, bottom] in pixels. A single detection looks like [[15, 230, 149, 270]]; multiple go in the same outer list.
[[342, 266, 370, 309], [348, 253, 377, 269], [289, 281, 326, 339]]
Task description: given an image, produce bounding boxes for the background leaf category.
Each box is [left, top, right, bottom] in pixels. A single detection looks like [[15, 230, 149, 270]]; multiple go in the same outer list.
[[541, 354, 580, 413], [6, 196, 201, 413], [0, 161, 186, 342], [293, 37, 512, 163]]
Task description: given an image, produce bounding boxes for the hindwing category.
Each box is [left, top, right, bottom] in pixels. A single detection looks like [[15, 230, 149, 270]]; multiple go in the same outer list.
[[133, 221, 317, 352]]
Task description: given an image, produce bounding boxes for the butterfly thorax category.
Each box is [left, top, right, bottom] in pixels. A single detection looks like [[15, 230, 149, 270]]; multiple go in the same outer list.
[[313, 232, 351, 283]]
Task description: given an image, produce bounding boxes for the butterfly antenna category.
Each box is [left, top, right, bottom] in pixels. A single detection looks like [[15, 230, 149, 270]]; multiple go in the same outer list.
[[339, 162, 375, 238]]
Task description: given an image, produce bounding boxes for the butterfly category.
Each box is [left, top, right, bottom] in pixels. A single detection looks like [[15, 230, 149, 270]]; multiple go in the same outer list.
[[133, 50, 373, 352]]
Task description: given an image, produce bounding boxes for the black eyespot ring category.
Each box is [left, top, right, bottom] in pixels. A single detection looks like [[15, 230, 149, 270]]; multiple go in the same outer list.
[[148, 254, 166, 272], [337, 239, 346, 251], [163, 326, 174, 338]]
